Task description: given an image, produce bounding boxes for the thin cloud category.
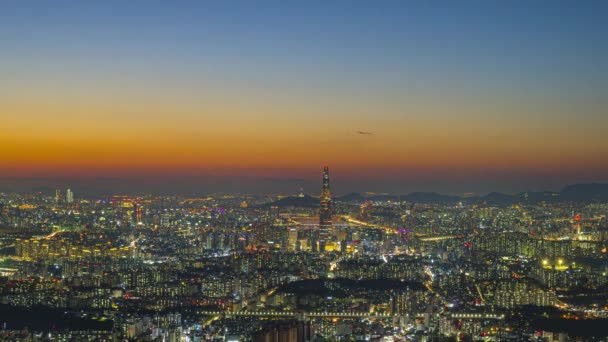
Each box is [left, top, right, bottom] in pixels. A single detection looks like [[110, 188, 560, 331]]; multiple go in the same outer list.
[[356, 131, 373, 135]]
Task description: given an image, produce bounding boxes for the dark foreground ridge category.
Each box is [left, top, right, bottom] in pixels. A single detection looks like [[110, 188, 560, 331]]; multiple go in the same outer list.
[[0, 305, 113, 332]]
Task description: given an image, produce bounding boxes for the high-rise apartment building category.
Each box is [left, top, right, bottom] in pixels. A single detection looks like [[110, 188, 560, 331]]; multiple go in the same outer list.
[[66, 189, 74, 204]]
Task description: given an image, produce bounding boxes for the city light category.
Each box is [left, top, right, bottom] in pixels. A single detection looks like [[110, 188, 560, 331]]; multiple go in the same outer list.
[[1, 1, 607, 340]]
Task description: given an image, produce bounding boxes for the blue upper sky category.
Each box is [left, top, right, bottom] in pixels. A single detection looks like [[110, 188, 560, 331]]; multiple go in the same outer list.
[[3, 1, 606, 94]]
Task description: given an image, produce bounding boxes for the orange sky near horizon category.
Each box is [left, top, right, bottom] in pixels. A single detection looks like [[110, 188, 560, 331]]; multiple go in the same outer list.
[[3, 90, 607, 180], [1, 1, 607, 188]]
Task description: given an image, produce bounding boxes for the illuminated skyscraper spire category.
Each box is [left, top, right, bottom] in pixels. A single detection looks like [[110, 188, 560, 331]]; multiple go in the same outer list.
[[135, 197, 143, 225], [319, 166, 332, 228]]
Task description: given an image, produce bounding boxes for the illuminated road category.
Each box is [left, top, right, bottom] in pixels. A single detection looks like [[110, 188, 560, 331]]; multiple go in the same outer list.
[[418, 235, 458, 242], [339, 215, 399, 233], [129, 236, 142, 248], [475, 285, 486, 304], [339, 216, 455, 241], [44, 231, 60, 239], [424, 265, 449, 307], [274, 215, 454, 242]]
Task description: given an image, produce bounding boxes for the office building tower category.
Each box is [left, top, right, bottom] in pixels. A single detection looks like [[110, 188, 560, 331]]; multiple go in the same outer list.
[[319, 166, 332, 227], [288, 228, 298, 251], [319, 166, 332, 251], [135, 198, 143, 224]]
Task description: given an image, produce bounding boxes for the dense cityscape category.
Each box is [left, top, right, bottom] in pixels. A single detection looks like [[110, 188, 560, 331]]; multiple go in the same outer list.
[[3, 1, 608, 341], [1, 168, 608, 341]]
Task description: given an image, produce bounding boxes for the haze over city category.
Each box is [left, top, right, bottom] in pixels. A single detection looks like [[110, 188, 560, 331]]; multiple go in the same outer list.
[[2, 1, 607, 195]]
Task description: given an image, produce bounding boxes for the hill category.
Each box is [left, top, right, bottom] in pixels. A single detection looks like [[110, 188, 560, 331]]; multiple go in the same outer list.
[[262, 183, 608, 207]]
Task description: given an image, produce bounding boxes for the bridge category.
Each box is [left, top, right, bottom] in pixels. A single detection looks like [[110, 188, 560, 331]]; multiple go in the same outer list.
[[194, 310, 506, 321], [194, 310, 426, 319]]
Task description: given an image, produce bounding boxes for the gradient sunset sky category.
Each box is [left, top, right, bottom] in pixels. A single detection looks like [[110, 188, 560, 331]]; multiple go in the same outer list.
[[1, 1, 607, 195]]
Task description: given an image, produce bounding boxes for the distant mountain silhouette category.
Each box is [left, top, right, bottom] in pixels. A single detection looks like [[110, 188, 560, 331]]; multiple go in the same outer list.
[[475, 184, 608, 205], [30, 186, 55, 194], [263, 183, 608, 207], [560, 183, 608, 201], [260, 194, 319, 208], [367, 194, 399, 201], [477, 192, 518, 206], [401, 192, 460, 204], [335, 192, 366, 202], [519, 191, 561, 203]]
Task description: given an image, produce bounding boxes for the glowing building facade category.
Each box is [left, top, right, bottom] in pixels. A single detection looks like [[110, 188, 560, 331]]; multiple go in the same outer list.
[[319, 166, 332, 227], [66, 189, 74, 204], [319, 166, 332, 251]]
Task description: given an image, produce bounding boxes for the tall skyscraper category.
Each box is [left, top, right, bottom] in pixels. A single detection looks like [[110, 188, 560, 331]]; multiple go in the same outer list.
[[319, 166, 332, 228], [288, 227, 298, 251], [66, 189, 74, 204], [318, 166, 332, 252], [135, 197, 143, 225], [55, 189, 61, 204]]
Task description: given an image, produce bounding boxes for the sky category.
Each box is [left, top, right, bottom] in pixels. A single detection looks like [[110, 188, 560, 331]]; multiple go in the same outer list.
[[1, 1, 607, 195]]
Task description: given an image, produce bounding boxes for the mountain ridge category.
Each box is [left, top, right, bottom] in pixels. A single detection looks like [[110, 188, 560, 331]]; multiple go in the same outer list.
[[263, 183, 608, 207]]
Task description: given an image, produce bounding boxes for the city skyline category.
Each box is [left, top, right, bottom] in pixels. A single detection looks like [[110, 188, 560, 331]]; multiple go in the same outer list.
[[2, 1, 608, 194], [2, 2, 608, 340]]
